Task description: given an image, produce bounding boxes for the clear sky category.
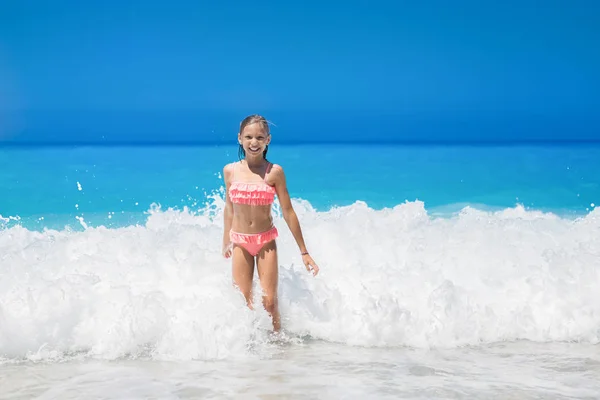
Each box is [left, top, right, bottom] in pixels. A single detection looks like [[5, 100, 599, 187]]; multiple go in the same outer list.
[[1, 0, 599, 143]]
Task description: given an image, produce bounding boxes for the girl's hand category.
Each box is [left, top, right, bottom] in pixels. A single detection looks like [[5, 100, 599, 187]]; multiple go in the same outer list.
[[223, 242, 233, 259], [302, 253, 319, 276]]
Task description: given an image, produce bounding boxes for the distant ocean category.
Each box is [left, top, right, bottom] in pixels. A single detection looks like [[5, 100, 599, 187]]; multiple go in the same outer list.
[[1, 143, 599, 399]]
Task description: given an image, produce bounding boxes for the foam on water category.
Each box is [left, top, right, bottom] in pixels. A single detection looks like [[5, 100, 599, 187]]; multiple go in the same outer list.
[[1, 193, 599, 364]]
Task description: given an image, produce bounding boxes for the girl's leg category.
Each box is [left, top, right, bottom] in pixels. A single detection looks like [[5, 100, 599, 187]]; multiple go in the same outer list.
[[256, 240, 280, 331], [232, 244, 255, 308]]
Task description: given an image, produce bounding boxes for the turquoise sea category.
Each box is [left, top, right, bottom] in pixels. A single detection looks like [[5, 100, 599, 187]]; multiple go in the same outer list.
[[2, 144, 599, 228], [1, 143, 600, 399]]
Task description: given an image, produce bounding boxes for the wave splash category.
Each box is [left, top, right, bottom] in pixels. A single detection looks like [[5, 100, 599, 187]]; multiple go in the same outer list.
[[1, 196, 599, 362]]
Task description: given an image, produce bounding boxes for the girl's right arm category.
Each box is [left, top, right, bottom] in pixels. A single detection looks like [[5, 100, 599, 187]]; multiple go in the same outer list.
[[222, 164, 234, 258]]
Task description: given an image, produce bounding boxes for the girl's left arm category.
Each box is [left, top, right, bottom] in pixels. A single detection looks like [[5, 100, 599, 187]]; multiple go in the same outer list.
[[272, 164, 319, 276]]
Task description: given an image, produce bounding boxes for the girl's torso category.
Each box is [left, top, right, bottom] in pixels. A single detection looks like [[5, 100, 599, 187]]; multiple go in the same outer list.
[[228, 161, 276, 233]]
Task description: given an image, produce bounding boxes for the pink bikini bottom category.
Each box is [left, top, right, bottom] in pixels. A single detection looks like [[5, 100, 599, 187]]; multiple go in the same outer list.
[[230, 226, 279, 256]]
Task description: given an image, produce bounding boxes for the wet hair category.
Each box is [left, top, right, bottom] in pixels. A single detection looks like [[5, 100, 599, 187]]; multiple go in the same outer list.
[[238, 114, 270, 161]]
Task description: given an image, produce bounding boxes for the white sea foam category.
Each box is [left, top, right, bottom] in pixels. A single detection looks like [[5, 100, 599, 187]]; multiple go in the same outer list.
[[1, 197, 599, 363]]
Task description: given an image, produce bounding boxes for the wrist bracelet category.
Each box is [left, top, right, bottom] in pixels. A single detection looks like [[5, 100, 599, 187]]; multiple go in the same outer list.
[[301, 252, 309, 256]]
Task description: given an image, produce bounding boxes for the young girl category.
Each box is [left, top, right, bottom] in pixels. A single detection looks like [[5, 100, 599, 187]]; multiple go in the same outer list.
[[221, 114, 319, 331]]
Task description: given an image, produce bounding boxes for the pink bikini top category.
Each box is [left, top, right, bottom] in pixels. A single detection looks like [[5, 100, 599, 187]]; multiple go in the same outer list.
[[229, 162, 276, 206]]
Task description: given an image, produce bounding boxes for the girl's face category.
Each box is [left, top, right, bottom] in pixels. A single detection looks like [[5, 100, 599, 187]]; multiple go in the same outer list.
[[238, 123, 270, 157]]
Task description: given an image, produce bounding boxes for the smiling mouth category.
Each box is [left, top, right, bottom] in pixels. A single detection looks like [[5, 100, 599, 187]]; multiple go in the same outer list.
[[248, 147, 260, 152]]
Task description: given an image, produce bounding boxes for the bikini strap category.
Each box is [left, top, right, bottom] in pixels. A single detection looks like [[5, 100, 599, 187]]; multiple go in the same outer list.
[[264, 162, 272, 182]]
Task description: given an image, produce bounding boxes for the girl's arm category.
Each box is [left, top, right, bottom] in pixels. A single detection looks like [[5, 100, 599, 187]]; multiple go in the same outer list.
[[272, 164, 319, 276], [222, 164, 234, 258]]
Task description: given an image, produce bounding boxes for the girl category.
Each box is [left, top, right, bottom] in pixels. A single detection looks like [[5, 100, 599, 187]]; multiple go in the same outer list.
[[222, 114, 319, 332]]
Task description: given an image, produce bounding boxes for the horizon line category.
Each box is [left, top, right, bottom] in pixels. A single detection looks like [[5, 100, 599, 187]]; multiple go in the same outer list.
[[2, 139, 600, 148]]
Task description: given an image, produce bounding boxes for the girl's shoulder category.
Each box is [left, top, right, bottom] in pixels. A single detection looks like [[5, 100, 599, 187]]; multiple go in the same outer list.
[[222, 161, 238, 179], [267, 162, 285, 175], [265, 163, 286, 186]]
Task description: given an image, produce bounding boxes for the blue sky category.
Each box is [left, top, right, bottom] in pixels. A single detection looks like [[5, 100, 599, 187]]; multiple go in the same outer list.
[[0, 0, 599, 143]]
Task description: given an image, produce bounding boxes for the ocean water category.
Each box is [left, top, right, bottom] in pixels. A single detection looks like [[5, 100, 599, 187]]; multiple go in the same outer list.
[[1, 143, 600, 399]]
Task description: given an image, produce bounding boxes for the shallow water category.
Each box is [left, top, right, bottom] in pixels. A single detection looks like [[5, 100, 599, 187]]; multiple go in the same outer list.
[[2, 341, 599, 399]]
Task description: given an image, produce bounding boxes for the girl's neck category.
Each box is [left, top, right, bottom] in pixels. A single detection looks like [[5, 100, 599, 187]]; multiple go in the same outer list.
[[244, 157, 267, 169]]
